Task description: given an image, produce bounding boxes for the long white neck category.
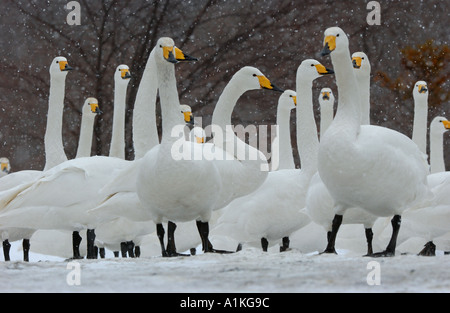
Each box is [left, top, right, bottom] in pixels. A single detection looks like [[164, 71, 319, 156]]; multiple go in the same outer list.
[[75, 113, 95, 158], [133, 50, 159, 159], [156, 59, 184, 144], [296, 79, 319, 175], [355, 70, 371, 125], [412, 96, 428, 155], [430, 129, 446, 174], [109, 80, 128, 159], [319, 100, 334, 139], [44, 75, 68, 171], [212, 81, 247, 131], [272, 106, 295, 170], [329, 49, 361, 139]]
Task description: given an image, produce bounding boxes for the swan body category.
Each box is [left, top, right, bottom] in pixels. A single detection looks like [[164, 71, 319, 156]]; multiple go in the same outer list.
[[216, 60, 333, 252], [306, 52, 378, 255], [318, 27, 430, 256]]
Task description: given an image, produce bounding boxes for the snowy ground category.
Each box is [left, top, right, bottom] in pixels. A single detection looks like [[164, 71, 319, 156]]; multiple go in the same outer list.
[[1, 240, 449, 293]]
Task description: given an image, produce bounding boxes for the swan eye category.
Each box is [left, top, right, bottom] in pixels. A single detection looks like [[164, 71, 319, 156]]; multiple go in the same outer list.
[[253, 74, 257, 77], [336, 34, 340, 37], [362, 57, 365, 60], [56, 61, 59, 63], [311, 64, 314, 67]]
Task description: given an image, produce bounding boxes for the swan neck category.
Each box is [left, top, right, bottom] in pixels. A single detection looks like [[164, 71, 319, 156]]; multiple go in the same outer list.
[[44, 75, 68, 171], [355, 71, 371, 125], [273, 106, 295, 170], [157, 59, 184, 143], [430, 130, 445, 174], [133, 50, 159, 159], [330, 50, 361, 136], [412, 97, 428, 155], [109, 80, 128, 159], [76, 114, 95, 158], [296, 79, 319, 174], [212, 81, 246, 129], [319, 101, 334, 139]]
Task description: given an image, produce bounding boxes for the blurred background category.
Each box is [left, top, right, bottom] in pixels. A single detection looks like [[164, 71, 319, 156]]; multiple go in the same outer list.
[[0, 0, 448, 171]]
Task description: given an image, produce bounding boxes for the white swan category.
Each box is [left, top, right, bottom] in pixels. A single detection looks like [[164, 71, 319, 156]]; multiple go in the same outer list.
[[0, 57, 73, 261], [135, 37, 222, 257], [0, 65, 132, 260], [318, 88, 335, 139], [0, 158, 10, 178], [215, 60, 333, 252], [270, 90, 297, 171], [306, 52, 379, 255], [318, 26, 430, 257]]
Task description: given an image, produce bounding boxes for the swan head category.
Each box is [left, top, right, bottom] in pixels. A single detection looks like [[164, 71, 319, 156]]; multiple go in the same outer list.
[[352, 52, 371, 74], [233, 66, 284, 93], [413, 81, 429, 100], [0, 157, 10, 174], [297, 59, 334, 83], [83, 97, 102, 116], [190, 127, 206, 144], [49, 56, 73, 76], [115, 65, 132, 85], [321, 27, 349, 56], [319, 87, 335, 104], [278, 90, 297, 111], [180, 104, 194, 124], [156, 37, 198, 64], [430, 116, 450, 135]]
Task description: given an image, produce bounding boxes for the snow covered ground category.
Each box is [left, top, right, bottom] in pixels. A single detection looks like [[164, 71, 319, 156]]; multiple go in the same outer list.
[[1, 239, 449, 293]]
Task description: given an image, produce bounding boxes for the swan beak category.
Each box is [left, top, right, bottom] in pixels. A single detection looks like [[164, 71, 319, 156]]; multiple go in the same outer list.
[[183, 111, 194, 123], [59, 61, 73, 72], [352, 57, 362, 69], [442, 120, 450, 130], [90, 102, 102, 115], [196, 136, 205, 144], [293, 96, 297, 106], [174, 47, 198, 62], [418, 85, 428, 94], [1, 163, 8, 173], [322, 92, 330, 100], [163, 47, 179, 64], [321, 35, 336, 56], [121, 69, 132, 79], [315, 64, 334, 75], [258, 75, 284, 92]]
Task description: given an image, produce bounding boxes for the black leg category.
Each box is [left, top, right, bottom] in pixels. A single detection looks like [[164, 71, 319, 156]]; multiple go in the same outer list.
[[121, 242, 128, 258], [196, 220, 234, 254], [156, 223, 169, 257], [127, 241, 135, 258], [322, 214, 343, 254], [261, 237, 269, 252], [99, 247, 106, 259], [72, 231, 83, 259], [3, 240, 11, 262], [236, 243, 243, 252], [86, 229, 96, 259], [190, 248, 196, 255], [22, 239, 30, 262], [113, 251, 120, 258], [94, 246, 99, 259], [365, 228, 374, 256], [166, 221, 189, 257], [280, 236, 290, 252], [370, 215, 401, 257], [135, 246, 141, 258], [418, 241, 436, 256]]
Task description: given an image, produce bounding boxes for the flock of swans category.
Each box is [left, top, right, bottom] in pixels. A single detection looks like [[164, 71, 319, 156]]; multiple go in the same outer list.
[[0, 27, 449, 263]]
